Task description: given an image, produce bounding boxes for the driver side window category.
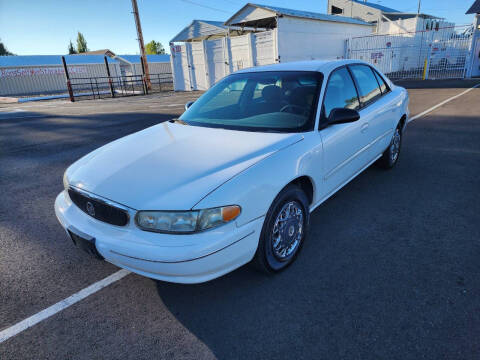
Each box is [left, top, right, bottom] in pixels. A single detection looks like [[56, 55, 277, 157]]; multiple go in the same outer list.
[[323, 67, 360, 119]]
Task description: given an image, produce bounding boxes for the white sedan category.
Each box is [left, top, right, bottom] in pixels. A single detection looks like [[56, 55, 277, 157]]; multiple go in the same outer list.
[[55, 60, 409, 284]]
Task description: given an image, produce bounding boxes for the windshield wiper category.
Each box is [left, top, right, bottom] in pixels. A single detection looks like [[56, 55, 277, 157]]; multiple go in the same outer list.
[[168, 118, 188, 125]]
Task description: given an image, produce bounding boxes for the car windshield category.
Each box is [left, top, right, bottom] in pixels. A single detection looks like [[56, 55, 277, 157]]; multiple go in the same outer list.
[[179, 71, 323, 132]]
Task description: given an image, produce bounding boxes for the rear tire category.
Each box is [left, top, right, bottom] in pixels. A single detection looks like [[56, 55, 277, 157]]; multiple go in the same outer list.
[[253, 185, 310, 274], [378, 124, 402, 169]]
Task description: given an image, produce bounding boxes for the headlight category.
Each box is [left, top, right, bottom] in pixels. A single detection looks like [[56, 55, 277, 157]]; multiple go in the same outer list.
[[63, 172, 69, 190], [135, 205, 241, 233]]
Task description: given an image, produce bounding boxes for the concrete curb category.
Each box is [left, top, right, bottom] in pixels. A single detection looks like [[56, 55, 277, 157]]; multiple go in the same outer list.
[[0, 97, 19, 104]]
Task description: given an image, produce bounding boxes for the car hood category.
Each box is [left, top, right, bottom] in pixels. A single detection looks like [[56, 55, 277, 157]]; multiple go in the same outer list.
[[67, 122, 303, 210]]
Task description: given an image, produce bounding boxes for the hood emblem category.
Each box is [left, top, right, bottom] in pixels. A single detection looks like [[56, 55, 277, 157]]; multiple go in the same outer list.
[[86, 201, 96, 217]]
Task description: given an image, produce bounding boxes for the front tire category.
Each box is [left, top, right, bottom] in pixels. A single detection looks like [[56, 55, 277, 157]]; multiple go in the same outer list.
[[253, 185, 310, 273], [378, 124, 402, 169]]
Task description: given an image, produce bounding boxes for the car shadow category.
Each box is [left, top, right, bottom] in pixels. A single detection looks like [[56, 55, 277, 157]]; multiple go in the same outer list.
[[152, 164, 425, 359], [154, 112, 480, 358]]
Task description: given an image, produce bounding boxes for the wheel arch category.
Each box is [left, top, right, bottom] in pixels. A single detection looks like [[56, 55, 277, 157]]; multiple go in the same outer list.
[[286, 175, 315, 206], [398, 114, 407, 132]]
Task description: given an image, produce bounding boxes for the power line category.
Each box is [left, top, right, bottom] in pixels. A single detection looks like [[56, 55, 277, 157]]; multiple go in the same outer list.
[[179, 0, 231, 14], [219, 0, 244, 5]]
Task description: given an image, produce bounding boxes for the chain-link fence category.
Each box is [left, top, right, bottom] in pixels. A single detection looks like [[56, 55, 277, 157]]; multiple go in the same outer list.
[[347, 25, 474, 80]]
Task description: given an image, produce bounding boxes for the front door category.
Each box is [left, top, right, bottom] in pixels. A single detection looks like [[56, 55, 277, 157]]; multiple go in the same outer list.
[[319, 66, 371, 199]]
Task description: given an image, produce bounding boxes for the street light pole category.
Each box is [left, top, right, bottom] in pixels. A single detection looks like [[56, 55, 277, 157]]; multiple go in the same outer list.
[[131, 0, 151, 89]]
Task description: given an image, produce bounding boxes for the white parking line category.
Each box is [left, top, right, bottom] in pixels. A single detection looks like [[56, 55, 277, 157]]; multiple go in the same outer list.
[[409, 83, 480, 122], [1, 82, 479, 344], [0, 110, 47, 120], [0, 269, 130, 344], [0, 109, 26, 113]]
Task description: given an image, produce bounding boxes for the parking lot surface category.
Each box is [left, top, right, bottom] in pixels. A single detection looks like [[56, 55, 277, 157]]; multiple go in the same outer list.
[[1, 81, 480, 359]]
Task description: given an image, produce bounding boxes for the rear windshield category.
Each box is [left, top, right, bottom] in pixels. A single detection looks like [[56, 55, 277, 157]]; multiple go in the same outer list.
[[180, 71, 323, 132]]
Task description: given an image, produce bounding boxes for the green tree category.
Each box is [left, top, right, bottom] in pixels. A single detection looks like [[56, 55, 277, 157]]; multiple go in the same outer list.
[[68, 40, 77, 54], [76, 32, 89, 53], [0, 39, 14, 56], [145, 40, 165, 55]]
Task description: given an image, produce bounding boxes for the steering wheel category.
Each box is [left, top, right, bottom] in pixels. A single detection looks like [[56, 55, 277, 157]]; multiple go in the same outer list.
[[279, 104, 309, 116]]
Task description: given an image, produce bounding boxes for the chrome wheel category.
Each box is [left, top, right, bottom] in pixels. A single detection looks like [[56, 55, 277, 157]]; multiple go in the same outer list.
[[390, 128, 401, 162], [271, 201, 304, 260]]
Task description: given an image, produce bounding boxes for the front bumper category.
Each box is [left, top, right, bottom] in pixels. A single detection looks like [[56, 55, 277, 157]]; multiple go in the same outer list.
[[55, 190, 263, 283]]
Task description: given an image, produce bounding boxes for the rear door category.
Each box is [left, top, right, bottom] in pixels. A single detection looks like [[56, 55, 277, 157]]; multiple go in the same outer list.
[[349, 64, 394, 158], [319, 66, 371, 198]]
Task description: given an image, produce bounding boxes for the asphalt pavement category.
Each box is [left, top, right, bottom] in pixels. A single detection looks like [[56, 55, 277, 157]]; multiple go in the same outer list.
[[1, 82, 479, 359]]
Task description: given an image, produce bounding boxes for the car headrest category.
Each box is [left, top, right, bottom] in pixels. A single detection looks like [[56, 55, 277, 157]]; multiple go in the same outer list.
[[289, 86, 316, 106], [262, 85, 282, 102]]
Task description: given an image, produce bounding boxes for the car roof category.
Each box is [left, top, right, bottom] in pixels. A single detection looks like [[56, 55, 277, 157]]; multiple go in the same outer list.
[[234, 59, 368, 74]]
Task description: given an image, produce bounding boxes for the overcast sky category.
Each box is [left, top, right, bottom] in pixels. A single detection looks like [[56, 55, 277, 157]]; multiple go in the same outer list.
[[0, 0, 475, 55]]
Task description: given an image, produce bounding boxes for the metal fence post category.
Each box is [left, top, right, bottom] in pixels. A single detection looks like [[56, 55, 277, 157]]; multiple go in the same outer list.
[[422, 58, 429, 80], [423, 34, 433, 80], [62, 56, 75, 102], [140, 57, 148, 95], [95, 78, 99, 99], [90, 78, 94, 99], [104, 56, 115, 98]]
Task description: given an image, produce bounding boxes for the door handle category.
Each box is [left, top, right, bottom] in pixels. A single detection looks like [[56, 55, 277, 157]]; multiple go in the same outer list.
[[361, 123, 369, 133]]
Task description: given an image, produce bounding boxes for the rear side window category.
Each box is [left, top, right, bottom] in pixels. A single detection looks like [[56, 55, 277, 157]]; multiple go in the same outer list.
[[349, 64, 382, 106], [373, 69, 389, 94], [323, 67, 359, 118]]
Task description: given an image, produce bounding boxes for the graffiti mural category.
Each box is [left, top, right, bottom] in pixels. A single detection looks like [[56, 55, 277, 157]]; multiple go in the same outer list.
[[0, 66, 87, 78]]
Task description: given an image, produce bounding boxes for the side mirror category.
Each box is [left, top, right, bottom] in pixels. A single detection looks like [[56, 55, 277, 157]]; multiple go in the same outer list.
[[185, 101, 194, 110], [327, 108, 360, 125]]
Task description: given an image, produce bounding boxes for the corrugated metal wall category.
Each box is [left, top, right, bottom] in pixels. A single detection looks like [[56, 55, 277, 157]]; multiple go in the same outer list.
[[0, 61, 171, 96], [130, 62, 172, 76], [0, 63, 118, 96]]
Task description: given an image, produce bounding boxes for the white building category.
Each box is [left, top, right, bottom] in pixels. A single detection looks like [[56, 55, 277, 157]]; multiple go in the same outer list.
[[327, 0, 454, 35], [330, 0, 472, 79], [170, 3, 373, 91]]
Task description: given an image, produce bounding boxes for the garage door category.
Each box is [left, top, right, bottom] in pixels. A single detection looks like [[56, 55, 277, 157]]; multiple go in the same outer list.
[[230, 34, 252, 72], [170, 44, 191, 91], [190, 41, 209, 90], [254, 30, 276, 66], [205, 38, 227, 86]]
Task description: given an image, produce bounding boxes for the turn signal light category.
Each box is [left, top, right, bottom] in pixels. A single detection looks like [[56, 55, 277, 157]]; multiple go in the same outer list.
[[222, 206, 241, 222]]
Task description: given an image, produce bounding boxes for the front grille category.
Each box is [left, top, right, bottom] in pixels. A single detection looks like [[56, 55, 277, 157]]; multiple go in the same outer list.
[[68, 188, 129, 226]]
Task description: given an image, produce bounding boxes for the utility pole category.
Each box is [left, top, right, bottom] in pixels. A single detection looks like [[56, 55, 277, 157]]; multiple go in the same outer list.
[[131, 0, 151, 89]]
